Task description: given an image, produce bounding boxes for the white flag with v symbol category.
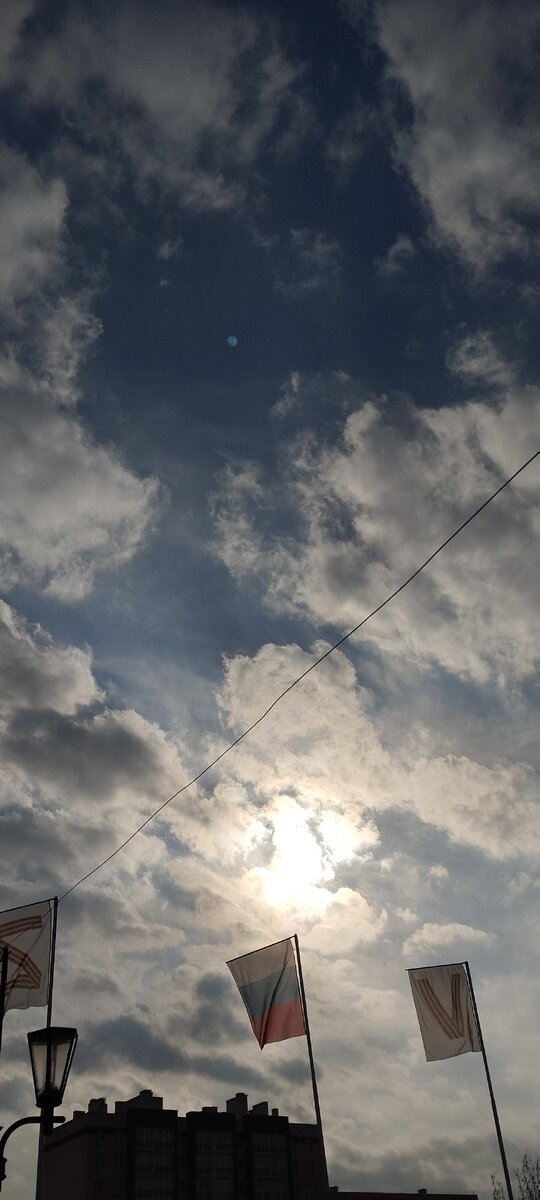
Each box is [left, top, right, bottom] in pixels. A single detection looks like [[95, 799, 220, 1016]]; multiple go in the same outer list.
[[408, 962, 481, 1061]]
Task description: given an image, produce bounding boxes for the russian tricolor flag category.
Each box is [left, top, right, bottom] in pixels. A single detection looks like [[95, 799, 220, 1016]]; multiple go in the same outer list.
[[227, 938, 305, 1048]]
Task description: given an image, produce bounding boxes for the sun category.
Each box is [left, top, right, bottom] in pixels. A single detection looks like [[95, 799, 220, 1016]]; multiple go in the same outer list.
[[249, 798, 374, 914]]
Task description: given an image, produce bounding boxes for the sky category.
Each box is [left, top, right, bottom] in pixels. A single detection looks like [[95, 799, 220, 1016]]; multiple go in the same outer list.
[[0, 0, 540, 1196]]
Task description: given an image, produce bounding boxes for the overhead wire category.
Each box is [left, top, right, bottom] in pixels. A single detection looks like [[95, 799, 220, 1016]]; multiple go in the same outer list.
[[58, 447, 539, 903]]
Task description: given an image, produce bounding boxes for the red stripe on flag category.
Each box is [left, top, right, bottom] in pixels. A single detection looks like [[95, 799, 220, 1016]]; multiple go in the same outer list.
[[251, 999, 305, 1047]]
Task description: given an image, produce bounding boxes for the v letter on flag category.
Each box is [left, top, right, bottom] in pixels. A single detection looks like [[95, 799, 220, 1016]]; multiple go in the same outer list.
[[227, 937, 305, 1048], [408, 962, 481, 1061], [0, 899, 53, 1013]]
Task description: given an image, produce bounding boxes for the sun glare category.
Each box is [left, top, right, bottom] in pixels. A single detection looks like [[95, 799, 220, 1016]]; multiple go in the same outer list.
[[250, 800, 370, 913]]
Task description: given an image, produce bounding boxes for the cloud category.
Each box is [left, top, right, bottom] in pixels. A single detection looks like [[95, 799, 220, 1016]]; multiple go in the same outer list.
[[212, 347, 540, 684], [10, 1, 306, 215], [0, 606, 537, 1197], [0, 601, 97, 715], [326, 102, 379, 182], [0, 145, 66, 313], [270, 368, 354, 422], [0, 0, 36, 86], [213, 639, 540, 864], [0, 351, 158, 599], [77, 1014, 266, 1089], [0, 602, 188, 906], [370, 0, 540, 271], [271, 370, 302, 420], [39, 293, 103, 406], [403, 921, 495, 958], [377, 233, 415, 278], [273, 227, 342, 296], [447, 330, 514, 390], [428, 864, 448, 882], [0, 136, 158, 605], [403, 747, 540, 861], [157, 237, 183, 262]]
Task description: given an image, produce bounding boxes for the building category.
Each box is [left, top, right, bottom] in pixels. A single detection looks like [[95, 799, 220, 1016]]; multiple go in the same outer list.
[[329, 1193, 478, 1200], [41, 1088, 327, 1200]]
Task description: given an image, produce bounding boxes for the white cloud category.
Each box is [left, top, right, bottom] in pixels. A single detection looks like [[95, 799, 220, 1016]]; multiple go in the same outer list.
[[11, 1, 306, 215], [39, 294, 102, 406], [447, 331, 514, 390], [0, 128, 158, 605], [0, 353, 159, 600], [428, 864, 448, 882], [403, 748, 540, 860], [271, 370, 302, 420], [210, 639, 540, 864], [212, 347, 540, 684], [0, 145, 66, 312], [371, 0, 540, 271], [403, 921, 495, 958]]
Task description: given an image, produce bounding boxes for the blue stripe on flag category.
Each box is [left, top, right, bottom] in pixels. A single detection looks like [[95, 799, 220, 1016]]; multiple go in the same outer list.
[[239, 962, 300, 1021]]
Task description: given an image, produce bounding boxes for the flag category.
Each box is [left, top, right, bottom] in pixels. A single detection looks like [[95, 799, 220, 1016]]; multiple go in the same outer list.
[[0, 899, 53, 1013], [227, 937, 305, 1048], [408, 962, 481, 1062]]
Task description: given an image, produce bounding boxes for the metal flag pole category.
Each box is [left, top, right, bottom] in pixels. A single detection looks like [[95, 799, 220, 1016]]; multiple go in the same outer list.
[[464, 961, 514, 1200], [45, 898, 58, 1032], [35, 898, 58, 1200], [293, 934, 330, 1197], [0, 945, 8, 1059]]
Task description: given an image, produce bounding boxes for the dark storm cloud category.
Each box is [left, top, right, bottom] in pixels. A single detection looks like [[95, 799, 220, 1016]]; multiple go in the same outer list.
[[166, 974, 250, 1048], [70, 969, 122, 998], [333, 1130, 509, 1194], [0, 1072, 30, 1115], [271, 1056, 310, 1086], [0, 602, 96, 715], [2, 706, 165, 799], [182, 1001, 249, 1048], [196, 972, 231, 1003], [78, 1014, 267, 1090]]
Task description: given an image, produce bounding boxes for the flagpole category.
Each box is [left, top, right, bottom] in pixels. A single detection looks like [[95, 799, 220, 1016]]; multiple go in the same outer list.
[[46, 898, 58, 1032], [293, 934, 330, 1197], [464, 961, 514, 1200], [36, 898, 58, 1200], [0, 944, 8, 1058]]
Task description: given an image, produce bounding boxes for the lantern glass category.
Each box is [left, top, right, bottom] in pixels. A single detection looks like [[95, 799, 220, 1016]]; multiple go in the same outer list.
[[27, 1027, 78, 1108]]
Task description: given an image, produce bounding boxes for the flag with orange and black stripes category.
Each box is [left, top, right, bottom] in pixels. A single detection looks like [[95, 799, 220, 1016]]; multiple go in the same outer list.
[[408, 962, 481, 1061], [0, 899, 53, 1013]]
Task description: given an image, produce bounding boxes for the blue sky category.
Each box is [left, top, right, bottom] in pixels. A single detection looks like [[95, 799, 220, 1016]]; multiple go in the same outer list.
[[1, 1, 540, 1196]]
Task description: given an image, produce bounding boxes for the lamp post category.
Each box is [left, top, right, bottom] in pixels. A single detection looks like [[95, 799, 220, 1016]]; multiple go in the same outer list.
[[28, 1027, 78, 1136], [0, 1026, 77, 1194]]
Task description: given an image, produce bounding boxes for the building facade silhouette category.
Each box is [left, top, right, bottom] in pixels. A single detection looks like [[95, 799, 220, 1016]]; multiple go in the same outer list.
[[41, 1089, 480, 1200], [41, 1088, 327, 1199]]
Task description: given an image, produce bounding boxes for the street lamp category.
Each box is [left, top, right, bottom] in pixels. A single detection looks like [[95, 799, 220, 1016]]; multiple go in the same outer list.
[[28, 1027, 78, 1135], [0, 1026, 77, 1192]]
